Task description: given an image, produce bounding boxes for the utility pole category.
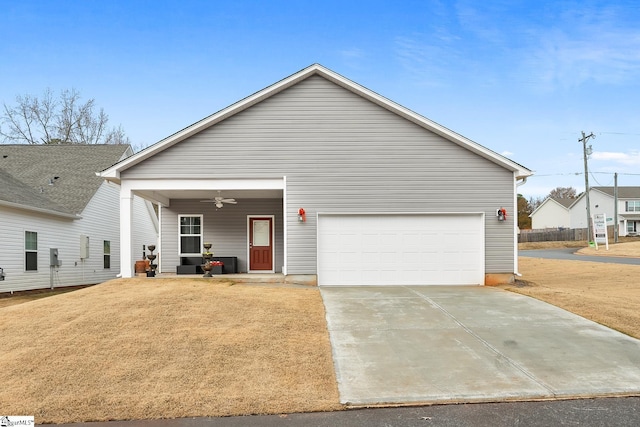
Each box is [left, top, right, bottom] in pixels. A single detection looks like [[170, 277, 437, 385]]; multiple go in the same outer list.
[[614, 172, 619, 243], [580, 131, 595, 243]]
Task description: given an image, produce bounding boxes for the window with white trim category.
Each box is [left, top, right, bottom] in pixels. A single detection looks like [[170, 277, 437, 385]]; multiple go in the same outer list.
[[25, 231, 38, 271], [625, 201, 640, 212], [179, 215, 203, 255]]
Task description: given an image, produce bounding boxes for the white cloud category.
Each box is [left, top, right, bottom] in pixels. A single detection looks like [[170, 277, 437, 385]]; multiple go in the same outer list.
[[501, 150, 514, 156], [394, 35, 456, 87], [338, 48, 368, 70], [339, 48, 366, 60], [592, 151, 640, 166], [521, 4, 640, 90]]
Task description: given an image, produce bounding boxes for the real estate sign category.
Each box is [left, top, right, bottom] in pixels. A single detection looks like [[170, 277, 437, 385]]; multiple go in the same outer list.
[[593, 213, 609, 250]]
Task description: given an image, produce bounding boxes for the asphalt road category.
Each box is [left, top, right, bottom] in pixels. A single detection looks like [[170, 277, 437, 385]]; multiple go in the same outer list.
[[61, 397, 640, 427], [519, 248, 640, 265]]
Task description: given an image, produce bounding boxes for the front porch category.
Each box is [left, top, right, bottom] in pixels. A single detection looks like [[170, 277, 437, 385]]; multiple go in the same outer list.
[[117, 178, 287, 278]]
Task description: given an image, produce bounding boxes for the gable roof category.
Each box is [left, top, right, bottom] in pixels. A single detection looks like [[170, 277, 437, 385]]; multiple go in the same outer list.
[[0, 144, 132, 217], [591, 186, 640, 199], [529, 196, 574, 217], [568, 186, 640, 209], [100, 63, 532, 182], [551, 197, 575, 208]]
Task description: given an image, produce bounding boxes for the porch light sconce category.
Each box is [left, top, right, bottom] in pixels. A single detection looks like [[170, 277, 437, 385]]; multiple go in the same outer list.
[[497, 207, 507, 221], [298, 208, 306, 222]]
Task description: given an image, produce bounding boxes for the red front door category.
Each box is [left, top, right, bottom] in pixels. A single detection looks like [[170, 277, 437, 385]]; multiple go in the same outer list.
[[249, 217, 273, 271]]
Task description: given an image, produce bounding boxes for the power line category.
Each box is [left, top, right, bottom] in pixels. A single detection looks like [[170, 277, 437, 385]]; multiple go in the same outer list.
[[526, 171, 640, 178], [589, 172, 614, 187], [597, 131, 640, 136]]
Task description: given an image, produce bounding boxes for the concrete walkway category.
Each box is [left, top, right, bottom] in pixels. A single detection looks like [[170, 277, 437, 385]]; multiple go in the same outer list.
[[320, 285, 640, 405]]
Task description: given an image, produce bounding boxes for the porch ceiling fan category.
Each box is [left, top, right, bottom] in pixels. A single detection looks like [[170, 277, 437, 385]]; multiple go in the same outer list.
[[200, 191, 238, 208]]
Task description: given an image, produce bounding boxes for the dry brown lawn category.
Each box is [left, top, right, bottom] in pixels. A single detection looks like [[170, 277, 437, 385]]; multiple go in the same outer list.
[[505, 241, 640, 339], [518, 240, 590, 250], [4, 241, 640, 424], [0, 278, 342, 424], [0, 287, 86, 309], [577, 240, 640, 257]]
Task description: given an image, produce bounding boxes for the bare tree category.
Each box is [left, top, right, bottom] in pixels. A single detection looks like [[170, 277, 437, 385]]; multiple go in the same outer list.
[[548, 186, 577, 199], [1, 88, 130, 145], [528, 195, 545, 211]]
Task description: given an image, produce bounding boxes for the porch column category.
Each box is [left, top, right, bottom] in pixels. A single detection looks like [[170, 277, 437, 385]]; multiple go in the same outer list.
[[120, 186, 134, 278]]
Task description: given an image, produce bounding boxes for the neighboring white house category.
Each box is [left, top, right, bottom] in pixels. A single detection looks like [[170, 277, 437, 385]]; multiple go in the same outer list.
[[570, 187, 640, 236], [529, 197, 573, 229], [531, 186, 640, 236], [100, 64, 532, 286], [0, 144, 158, 293]]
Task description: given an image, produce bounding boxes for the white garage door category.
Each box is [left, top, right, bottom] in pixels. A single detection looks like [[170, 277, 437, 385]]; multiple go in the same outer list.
[[317, 214, 484, 286]]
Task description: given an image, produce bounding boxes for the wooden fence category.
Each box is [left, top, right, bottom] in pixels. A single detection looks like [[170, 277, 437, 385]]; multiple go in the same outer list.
[[519, 228, 587, 243], [518, 226, 615, 243]]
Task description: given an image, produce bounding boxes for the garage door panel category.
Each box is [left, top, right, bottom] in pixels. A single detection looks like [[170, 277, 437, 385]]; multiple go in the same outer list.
[[318, 214, 484, 286]]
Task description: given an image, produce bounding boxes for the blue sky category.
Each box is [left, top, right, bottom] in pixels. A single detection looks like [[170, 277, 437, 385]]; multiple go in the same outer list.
[[2, 0, 639, 199]]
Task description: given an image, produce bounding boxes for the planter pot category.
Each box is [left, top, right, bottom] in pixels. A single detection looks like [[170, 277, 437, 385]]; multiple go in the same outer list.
[[202, 265, 213, 277], [135, 260, 147, 273]]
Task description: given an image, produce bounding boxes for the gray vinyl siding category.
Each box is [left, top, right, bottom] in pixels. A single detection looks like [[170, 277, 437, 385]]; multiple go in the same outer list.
[[160, 199, 284, 274], [0, 183, 157, 293], [124, 75, 515, 274]]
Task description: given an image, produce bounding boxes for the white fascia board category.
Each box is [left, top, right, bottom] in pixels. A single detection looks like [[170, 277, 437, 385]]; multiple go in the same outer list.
[[314, 66, 533, 179], [530, 197, 571, 218], [98, 67, 323, 179], [529, 197, 551, 217], [0, 200, 81, 219], [100, 63, 532, 179], [98, 168, 120, 181], [121, 177, 284, 192]]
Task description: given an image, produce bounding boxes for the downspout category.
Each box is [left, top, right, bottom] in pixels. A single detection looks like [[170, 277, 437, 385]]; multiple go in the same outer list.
[[514, 176, 528, 277]]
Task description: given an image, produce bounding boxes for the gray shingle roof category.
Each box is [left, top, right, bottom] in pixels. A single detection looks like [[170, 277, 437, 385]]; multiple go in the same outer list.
[[592, 186, 640, 199], [551, 197, 575, 208], [0, 144, 131, 215]]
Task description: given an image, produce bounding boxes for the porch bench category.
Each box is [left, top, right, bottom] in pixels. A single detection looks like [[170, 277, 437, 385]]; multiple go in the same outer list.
[[177, 256, 238, 275]]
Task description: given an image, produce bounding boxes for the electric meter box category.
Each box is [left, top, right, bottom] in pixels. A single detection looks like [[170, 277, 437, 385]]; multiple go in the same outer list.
[[80, 235, 90, 259], [50, 248, 61, 267]]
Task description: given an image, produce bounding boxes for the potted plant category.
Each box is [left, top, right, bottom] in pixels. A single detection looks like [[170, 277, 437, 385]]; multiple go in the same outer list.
[[202, 243, 214, 277], [210, 260, 224, 275]]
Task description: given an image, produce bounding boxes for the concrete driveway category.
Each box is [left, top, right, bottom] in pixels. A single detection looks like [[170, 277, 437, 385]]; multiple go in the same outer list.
[[320, 285, 640, 405]]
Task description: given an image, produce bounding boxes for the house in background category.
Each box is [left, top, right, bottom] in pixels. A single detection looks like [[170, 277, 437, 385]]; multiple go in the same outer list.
[[0, 144, 158, 293], [100, 64, 532, 286], [570, 187, 640, 236], [530, 186, 640, 236], [529, 197, 573, 229]]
